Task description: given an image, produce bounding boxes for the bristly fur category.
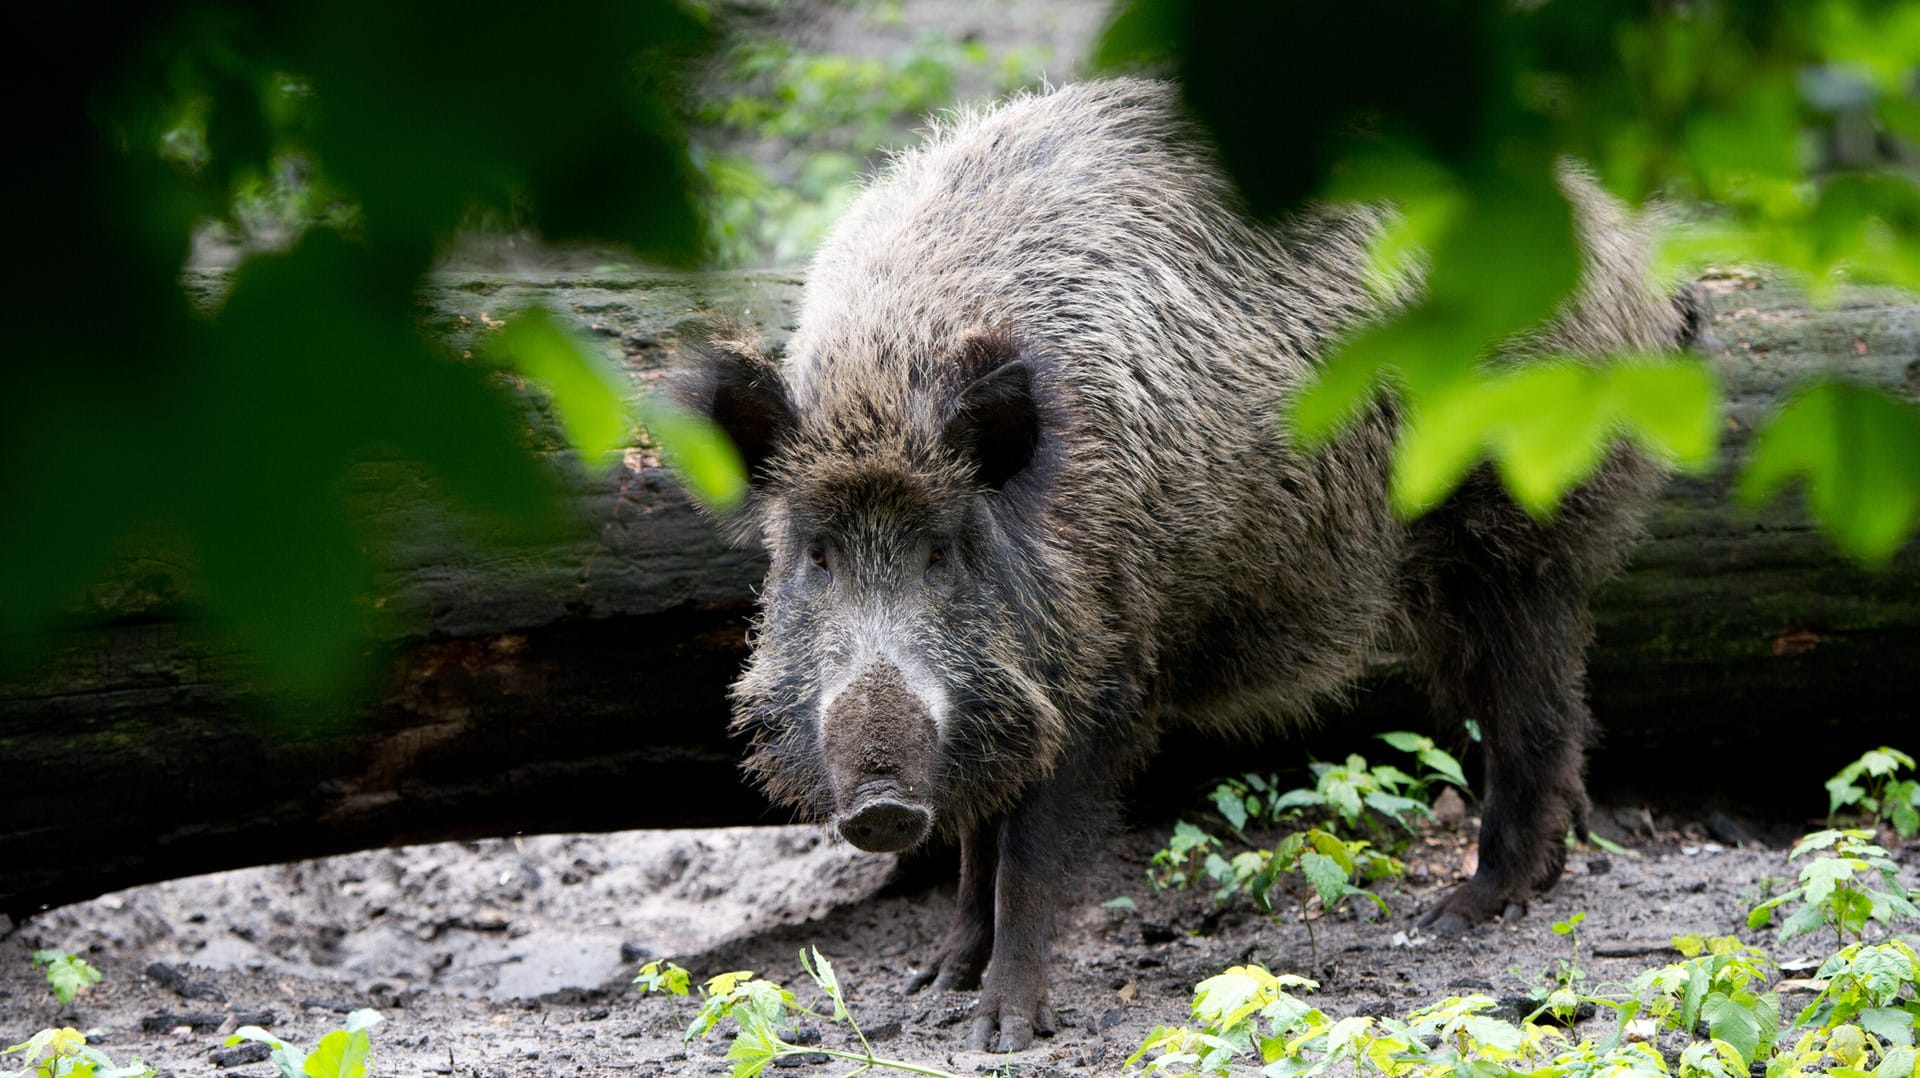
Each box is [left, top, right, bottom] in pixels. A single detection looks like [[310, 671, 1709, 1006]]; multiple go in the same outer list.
[[681, 77, 1695, 1041]]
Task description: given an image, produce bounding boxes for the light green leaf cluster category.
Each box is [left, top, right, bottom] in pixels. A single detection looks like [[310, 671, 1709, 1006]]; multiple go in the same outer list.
[[655, 948, 967, 1078], [1747, 829, 1920, 947], [1098, 0, 1920, 565], [1739, 385, 1920, 567], [224, 1009, 382, 1078], [1826, 748, 1920, 839], [479, 307, 748, 509], [2, 1028, 153, 1078], [28, 953, 101, 1006], [633, 959, 693, 997], [1197, 732, 1467, 842]]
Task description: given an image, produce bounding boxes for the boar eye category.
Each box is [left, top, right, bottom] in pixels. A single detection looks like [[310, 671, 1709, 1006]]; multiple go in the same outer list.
[[807, 541, 830, 573], [926, 543, 949, 571]]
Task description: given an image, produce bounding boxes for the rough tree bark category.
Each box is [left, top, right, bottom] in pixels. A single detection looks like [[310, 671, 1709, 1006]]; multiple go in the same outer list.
[[1, 268, 1915, 919]]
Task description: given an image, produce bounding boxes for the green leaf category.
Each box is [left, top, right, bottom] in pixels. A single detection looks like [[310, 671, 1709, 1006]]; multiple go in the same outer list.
[[1861, 1008, 1915, 1048], [799, 947, 847, 1022], [32, 952, 103, 1005], [1212, 785, 1251, 832], [1740, 382, 1920, 567], [1702, 990, 1776, 1066], [300, 1028, 371, 1078], [484, 308, 630, 465], [637, 396, 748, 511]]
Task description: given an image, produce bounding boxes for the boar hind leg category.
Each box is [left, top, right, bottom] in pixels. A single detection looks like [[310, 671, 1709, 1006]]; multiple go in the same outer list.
[[907, 817, 999, 992], [1410, 555, 1598, 936]]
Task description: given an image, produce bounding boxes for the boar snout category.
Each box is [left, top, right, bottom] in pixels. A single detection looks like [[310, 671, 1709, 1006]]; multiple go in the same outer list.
[[837, 781, 934, 853], [821, 661, 940, 853]]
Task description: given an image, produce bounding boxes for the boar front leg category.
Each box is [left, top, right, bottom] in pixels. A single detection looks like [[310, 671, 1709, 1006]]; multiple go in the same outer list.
[[907, 817, 999, 993], [967, 777, 1074, 1053]]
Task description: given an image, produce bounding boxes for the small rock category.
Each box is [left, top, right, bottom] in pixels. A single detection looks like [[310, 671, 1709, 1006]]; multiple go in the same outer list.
[[1587, 856, 1612, 877], [140, 1012, 224, 1033], [210, 1043, 273, 1069], [1432, 787, 1467, 828], [620, 942, 653, 964], [860, 1020, 902, 1042], [145, 962, 227, 1003], [1138, 921, 1178, 945]]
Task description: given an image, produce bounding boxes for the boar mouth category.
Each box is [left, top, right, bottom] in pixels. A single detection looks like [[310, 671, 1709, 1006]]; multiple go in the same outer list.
[[833, 779, 934, 853]]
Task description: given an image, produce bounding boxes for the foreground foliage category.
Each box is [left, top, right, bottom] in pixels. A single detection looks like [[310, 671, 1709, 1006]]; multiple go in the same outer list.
[[1134, 803, 1919, 1078], [0, 1029, 152, 1078], [225, 1009, 384, 1078], [638, 950, 975, 1078], [1100, 0, 1920, 565]]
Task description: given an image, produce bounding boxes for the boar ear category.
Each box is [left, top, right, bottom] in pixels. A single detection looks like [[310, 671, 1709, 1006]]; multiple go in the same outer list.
[[679, 335, 795, 487], [942, 358, 1040, 491]]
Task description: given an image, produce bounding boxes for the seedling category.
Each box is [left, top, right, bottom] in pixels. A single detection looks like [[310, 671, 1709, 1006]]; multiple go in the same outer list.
[[29, 953, 100, 1007], [1524, 911, 1590, 1020], [1624, 935, 1781, 1070], [224, 1009, 383, 1078], [1790, 939, 1920, 1039], [1827, 747, 1920, 840], [0, 1028, 152, 1078], [1208, 733, 1466, 840], [1747, 829, 1920, 950], [1249, 829, 1397, 969], [634, 960, 693, 997], [640, 946, 972, 1078], [1127, 965, 1324, 1076], [1150, 821, 1227, 891]]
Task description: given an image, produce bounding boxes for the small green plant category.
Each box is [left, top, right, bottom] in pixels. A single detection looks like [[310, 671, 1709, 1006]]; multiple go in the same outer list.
[[224, 1009, 383, 1078], [1547, 912, 1588, 997], [1126, 964, 1324, 1076], [1624, 935, 1781, 1071], [633, 959, 692, 996], [1791, 938, 1920, 1039], [28, 953, 100, 1007], [0, 1029, 152, 1078], [1247, 829, 1399, 968], [1748, 829, 1920, 949], [1828, 747, 1920, 840], [639, 946, 968, 1078], [1150, 820, 1228, 891], [1220, 734, 1467, 838]]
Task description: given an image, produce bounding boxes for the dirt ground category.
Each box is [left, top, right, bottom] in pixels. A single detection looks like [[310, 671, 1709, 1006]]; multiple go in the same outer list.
[[6, 801, 1901, 1077]]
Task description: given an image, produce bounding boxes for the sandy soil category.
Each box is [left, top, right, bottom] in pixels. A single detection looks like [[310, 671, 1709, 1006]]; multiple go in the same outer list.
[[6, 802, 1900, 1078]]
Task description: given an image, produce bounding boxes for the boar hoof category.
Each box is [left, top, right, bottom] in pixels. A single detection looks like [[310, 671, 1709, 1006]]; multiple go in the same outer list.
[[968, 987, 1056, 1053], [836, 797, 933, 854], [1418, 879, 1528, 936], [907, 933, 990, 993]]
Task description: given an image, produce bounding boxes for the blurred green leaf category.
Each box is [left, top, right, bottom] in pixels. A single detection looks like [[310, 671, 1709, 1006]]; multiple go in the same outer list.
[[485, 309, 631, 467], [1101, 0, 1920, 562], [638, 398, 748, 512], [1740, 382, 1920, 567]]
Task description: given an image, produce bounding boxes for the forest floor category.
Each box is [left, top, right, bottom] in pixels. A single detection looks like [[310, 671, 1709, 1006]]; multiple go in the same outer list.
[[6, 799, 1901, 1077]]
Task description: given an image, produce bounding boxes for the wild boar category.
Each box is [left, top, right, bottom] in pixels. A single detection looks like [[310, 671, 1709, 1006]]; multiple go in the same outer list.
[[678, 78, 1693, 1052]]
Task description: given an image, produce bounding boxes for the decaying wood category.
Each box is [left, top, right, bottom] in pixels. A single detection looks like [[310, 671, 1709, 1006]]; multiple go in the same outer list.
[[1, 268, 1915, 918]]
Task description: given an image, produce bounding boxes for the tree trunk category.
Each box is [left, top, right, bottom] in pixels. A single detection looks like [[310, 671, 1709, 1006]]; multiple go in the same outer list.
[[2, 268, 1915, 919]]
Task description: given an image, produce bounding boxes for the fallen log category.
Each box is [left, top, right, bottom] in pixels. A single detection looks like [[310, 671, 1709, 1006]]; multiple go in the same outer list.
[[1, 268, 1915, 918]]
